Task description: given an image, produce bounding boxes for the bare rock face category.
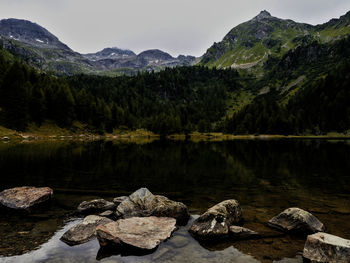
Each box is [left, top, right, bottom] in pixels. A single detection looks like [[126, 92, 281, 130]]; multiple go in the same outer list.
[[60, 215, 113, 246], [116, 188, 189, 225], [77, 199, 115, 214], [303, 232, 350, 262], [96, 216, 177, 251], [229, 226, 259, 239], [268, 207, 325, 234], [0, 186, 53, 210], [189, 199, 242, 241]]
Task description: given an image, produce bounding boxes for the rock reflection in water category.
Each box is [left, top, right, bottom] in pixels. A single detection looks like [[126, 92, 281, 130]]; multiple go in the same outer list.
[[1, 217, 260, 263]]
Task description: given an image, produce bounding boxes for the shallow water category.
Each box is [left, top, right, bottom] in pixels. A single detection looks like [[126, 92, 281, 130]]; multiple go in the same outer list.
[[0, 139, 349, 262]]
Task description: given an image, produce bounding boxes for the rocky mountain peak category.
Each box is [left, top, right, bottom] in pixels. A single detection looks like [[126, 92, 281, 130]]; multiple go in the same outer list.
[[254, 10, 272, 20], [0, 18, 70, 51], [138, 49, 174, 61]]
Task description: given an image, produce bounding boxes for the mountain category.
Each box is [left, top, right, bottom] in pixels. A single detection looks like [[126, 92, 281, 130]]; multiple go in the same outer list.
[[83, 47, 136, 61], [0, 18, 98, 74], [0, 18, 70, 50], [1, 11, 350, 135], [83, 48, 196, 72], [0, 18, 197, 75], [200, 10, 350, 71]]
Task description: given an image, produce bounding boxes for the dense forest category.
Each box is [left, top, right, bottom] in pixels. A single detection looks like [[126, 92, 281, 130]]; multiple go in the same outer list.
[[1, 35, 350, 136], [224, 36, 350, 135], [224, 60, 350, 134], [0, 48, 240, 134]]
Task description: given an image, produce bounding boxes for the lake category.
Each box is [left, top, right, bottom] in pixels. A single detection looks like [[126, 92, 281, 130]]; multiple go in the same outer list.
[[0, 139, 349, 263]]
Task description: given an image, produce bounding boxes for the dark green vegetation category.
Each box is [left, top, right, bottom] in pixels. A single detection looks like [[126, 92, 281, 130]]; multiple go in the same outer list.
[[0, 48, 239, 134], [1, 11, 350, 135], [224, 36, 350, 134]]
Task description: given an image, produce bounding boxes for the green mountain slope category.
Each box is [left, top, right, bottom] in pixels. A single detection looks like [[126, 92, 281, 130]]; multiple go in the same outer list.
[[200, 10, 350, 71]]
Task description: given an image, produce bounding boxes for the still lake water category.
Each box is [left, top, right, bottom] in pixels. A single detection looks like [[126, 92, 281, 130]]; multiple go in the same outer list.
[[0, 139, 349, 263]]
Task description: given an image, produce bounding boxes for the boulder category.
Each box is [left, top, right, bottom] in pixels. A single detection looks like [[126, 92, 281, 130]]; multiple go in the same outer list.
[[0, 186, 53, 210], [96, 216, 176, 251], [113, 196, 129, 206], [60, 215, 113, 246], [267, 207, 325, 234], [189, 199, 242, 240], [116, 188, 189, 225], [77, 199, 115, 214], [229, 226, 259, 239], [99, 210, 117, 220], [303, 232, 350, 262]]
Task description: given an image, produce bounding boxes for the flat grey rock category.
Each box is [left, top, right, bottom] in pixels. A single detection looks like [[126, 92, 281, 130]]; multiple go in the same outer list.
[[96, 216, 177, 250]]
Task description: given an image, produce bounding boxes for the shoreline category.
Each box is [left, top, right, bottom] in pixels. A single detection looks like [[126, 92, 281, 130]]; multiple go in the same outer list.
[[2, 126, 350, 144]]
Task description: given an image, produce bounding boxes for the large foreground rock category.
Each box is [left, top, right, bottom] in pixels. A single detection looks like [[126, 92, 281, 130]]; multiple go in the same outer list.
[[60, 215, 113, 246], [303, 232, 350, 262], [267, 207, 325, 234], [189, 199, 242, 240], [116, 188, 189, 225], [77, 199, 115, 214], [0, 186, 53, 210], [96, 216, 176, 251]]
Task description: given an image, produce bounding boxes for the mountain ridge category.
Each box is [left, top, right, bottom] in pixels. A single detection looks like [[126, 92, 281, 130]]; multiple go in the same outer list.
[[0, 18, 196, 75]]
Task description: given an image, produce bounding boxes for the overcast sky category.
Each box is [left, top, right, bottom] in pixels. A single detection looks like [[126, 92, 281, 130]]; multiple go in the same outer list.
[[1, 0, 350, 56]]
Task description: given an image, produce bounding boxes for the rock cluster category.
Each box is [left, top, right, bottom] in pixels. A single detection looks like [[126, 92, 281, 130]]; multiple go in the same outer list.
[[60, 187, 189, 251], [4, 185, 347, 261], [116, 188, 190, 225]]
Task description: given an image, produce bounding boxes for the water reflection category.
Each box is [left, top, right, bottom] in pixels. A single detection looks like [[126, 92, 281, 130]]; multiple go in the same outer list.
[[0, 139, 349, 262]]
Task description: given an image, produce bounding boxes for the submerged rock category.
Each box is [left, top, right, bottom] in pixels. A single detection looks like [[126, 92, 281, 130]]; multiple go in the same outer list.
[[96, 216, 177, 251], [267, 207, 324, 234], [77, 199, 115, 214], [116, 188, 189, 225], [303, 232, 350, 262], [60, 215, 113, 246], [229, 226, 259, 239], [0, 186, 53, 210], [189, 199, 242, 241]]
